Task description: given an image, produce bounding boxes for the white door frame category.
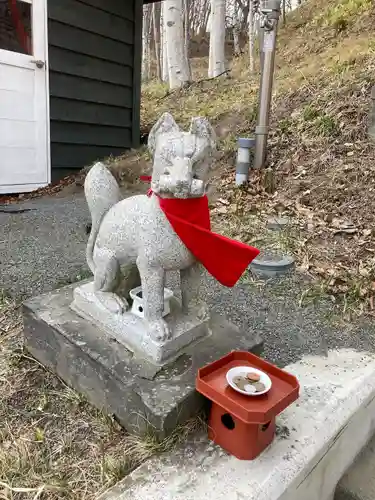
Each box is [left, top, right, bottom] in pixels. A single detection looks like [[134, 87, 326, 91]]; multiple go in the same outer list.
[[0, 0, 50, 194]]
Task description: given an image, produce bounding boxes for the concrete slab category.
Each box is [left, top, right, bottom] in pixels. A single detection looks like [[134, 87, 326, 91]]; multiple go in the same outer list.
[[23, 282, 262, 438], [335, 435, 375, 500], [97, 350, 375, 500]]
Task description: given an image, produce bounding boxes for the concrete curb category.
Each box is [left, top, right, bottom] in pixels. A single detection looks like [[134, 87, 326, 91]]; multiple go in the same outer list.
[[98, 349, 375, 500]]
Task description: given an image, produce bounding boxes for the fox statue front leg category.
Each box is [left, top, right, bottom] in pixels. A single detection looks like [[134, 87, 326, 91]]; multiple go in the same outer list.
[[137, 258, 171, 342]]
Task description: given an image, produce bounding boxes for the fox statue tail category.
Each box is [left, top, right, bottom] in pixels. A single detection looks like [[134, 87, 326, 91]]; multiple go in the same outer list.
[[84, 162, 121, 273]]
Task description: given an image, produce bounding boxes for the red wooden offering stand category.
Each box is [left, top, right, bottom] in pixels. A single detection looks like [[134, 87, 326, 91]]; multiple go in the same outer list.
[[196, 351, 299, 460]]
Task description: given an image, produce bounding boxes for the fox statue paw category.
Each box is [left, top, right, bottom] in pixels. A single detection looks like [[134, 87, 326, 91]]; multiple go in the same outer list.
[[148, 318, 171, 342], [95, 291, 128, 315]]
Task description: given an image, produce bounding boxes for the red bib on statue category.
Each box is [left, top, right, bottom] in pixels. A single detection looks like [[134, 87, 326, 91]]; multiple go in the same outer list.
[[157, 194, 259, 287]]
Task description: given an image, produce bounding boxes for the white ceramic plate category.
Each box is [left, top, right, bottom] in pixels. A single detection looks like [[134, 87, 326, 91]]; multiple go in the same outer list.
[[226, 366, 272, 396]]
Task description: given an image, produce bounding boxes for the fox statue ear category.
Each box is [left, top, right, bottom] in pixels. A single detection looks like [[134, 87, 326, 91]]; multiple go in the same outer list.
[[189, 116, 216, 152], [148, 113, 180, 157]]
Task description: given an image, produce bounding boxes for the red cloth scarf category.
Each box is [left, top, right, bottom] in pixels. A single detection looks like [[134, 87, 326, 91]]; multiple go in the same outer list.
[[157, 194, 260, 288]]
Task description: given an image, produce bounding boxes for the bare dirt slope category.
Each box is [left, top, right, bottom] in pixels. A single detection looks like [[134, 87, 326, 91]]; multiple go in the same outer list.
[[142, 0, 375, 316]]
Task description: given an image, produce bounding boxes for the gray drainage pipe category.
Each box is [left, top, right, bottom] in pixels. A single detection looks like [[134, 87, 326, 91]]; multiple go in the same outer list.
[[235, 137, 256, 185]]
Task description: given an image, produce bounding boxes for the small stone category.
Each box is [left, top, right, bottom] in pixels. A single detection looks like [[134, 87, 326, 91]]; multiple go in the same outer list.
[[254, 382, 266, 393], [247, 372, 261, 382], [244, 384, 257, 394]]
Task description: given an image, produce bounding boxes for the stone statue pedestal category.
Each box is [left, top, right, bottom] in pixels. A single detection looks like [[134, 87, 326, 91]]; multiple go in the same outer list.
[[23, 281, 263, 438], [71, 282, 209, 365]]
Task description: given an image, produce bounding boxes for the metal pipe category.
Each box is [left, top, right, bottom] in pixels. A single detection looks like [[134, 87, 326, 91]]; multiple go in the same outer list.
[[254, 0, 281, 169]]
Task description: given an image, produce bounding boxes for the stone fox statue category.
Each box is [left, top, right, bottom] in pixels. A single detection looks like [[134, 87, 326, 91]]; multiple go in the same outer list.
[[84, 113, 216, 343]]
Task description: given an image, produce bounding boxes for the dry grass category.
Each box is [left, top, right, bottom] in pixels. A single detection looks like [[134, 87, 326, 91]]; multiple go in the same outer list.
[[140, 0, 375, 317], [0, 294, 203, 500]]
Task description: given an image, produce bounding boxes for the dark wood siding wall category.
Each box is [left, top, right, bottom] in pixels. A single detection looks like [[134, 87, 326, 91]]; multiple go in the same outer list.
[[48, 0, 142, 175]]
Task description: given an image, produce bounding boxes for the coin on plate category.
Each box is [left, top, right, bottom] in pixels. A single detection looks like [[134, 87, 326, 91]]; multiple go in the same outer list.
[[232, 376, 246, 390], [246, 372, 261, 382], [254, 382, 266, 393], [244, 384, 257, 394], [237, 379, 247, 391]]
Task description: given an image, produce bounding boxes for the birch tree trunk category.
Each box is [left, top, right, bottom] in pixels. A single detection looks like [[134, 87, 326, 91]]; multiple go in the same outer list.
[[183, 0, 192, 80], [237, 0, 250, 33], [232, 8, 241, 56], [202, 0, 211, 36], [142, 4, 152, 81], [147, 11, 152, 79], [152, 3, 162, 81], [209, 0, 226, 78], [161, 5, 169, 82], [164, 0, 191, 89], [208, 0, 214, 77], [248, 0, 255, 73]]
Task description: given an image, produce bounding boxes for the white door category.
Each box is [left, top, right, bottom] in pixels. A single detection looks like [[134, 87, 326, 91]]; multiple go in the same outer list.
[[0, 0, 49, 194]]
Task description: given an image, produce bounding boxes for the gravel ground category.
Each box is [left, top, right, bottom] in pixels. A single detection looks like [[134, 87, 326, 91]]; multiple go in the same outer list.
[[203, 274, 375, 367], [0, 194, 90, 297], [1, 192, 375, 367]]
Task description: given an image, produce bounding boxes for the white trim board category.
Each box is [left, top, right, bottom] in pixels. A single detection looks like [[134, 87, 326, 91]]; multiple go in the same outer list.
[[0, 182, 48, 195]]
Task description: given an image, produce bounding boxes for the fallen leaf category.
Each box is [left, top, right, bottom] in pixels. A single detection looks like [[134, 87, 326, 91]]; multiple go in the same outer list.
[[359, 267, 370, 277], [212, 206, 228, 214], [217, 198, 230, 206]]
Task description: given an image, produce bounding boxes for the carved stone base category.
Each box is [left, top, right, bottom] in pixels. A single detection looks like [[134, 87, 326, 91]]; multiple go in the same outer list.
[[23, 282, 263, 438], [71, 282, 209, 365]]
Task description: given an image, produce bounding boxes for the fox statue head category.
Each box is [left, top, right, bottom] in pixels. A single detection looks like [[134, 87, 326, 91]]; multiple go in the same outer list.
[[148, 113, 217, 199]]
